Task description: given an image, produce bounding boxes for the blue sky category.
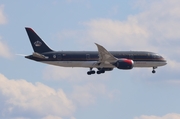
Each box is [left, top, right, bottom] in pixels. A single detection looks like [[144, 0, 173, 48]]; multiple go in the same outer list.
[[0, 0, 180, 119]]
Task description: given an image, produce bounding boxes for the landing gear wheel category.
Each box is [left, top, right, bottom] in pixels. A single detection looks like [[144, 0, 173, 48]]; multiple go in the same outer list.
[[101, 70, 105, 73], [97, 70, 105, 74], [97, 71, 101, 74], [87, 68, 95, 75], [91, 70, 95, 74], [87, 71, 92, 75]]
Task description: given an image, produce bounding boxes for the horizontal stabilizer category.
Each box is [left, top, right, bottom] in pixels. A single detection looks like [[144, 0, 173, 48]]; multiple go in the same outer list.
[[32, 52, 49, 59]]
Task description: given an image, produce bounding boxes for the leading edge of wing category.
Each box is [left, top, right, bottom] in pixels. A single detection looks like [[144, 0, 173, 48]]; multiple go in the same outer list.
[[95, 43, 117, 64]]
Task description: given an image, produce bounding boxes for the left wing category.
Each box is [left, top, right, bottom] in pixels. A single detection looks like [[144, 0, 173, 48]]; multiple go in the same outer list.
[[95, 43, 117, 65]]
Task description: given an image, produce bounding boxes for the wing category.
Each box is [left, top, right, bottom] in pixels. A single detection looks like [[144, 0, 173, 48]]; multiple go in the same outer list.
[[95, 43, 117, 64]]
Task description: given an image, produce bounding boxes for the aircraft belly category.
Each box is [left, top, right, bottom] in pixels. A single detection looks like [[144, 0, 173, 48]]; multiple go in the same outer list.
[[134, 61, 166, 67], [41, 61, 114, 68], [41, 61, 166, 68]]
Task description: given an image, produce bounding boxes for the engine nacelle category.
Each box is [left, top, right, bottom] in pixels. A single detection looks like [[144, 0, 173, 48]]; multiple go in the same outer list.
[[114, 59, 134, 70]]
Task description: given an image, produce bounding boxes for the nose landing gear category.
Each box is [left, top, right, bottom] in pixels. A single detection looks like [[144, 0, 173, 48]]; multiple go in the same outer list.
[[152, 67, 157, 74]]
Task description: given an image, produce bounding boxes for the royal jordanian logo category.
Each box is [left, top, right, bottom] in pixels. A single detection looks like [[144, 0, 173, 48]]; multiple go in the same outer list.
[[34, 41, 42, 47]]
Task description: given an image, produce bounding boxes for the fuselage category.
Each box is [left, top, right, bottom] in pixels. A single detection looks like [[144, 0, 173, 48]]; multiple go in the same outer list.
[[26, 51, 167, 68]]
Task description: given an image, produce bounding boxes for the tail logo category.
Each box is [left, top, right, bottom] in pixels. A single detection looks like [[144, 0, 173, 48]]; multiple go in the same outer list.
[[34, 41, 42, 47]]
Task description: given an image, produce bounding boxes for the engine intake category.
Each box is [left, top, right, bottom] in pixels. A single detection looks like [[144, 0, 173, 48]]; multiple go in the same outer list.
[[114, 59, 134, 70]]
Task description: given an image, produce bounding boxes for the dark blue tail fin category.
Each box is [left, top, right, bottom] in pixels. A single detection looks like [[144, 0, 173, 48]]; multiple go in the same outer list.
[[25, 27, 53, 53]]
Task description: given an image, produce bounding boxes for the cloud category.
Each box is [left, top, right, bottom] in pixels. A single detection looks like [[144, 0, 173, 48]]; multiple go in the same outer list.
[[0, 73, 75, 119], [0, 5, 7, 24], [71, 83, 115, 106], [10, 118, 30, 119], [82, 0, 180, 51], [0, 71, 116, 118], [83, 18, 151, 51], [42, 115, 62, 119], [43, 66, 117, 106], [0, 5, 12, 59], [82, 0, 180, 52], [0, 37, 12, 59], [42, 115, 76, 119], [134, 113, 180, 119], [134, 0, 180, 41]]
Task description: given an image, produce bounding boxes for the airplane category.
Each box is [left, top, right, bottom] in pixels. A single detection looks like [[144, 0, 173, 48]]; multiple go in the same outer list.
[[25, 27, 167, 75]]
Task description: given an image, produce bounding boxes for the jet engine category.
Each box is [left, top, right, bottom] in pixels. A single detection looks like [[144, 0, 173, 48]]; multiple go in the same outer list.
[[114, 59, 134, 70]]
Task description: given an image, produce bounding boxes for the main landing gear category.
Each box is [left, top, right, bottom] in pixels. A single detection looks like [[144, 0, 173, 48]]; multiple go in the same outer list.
[[97, 70, 105, 74], [87, 68, 105, 75], [152, 67, 157, 74], [87, 68, 95, 75]]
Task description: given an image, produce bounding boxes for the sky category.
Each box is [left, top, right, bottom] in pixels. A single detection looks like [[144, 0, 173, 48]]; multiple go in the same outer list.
[[0, 0, 180, 119]]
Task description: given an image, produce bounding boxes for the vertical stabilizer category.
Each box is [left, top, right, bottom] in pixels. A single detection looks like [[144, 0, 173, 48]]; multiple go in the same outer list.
[[25, 27, 53, 53]]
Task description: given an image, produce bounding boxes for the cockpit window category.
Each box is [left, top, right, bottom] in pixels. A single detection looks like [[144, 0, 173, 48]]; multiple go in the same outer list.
[[153, 54, 162, 58]]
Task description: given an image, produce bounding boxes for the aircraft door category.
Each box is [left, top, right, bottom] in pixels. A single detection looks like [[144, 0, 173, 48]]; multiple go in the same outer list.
[[86, 54, 90, 60]]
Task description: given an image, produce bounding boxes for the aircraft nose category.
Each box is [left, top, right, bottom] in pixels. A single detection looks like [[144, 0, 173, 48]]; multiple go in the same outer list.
[[163, 59, 167, 66]]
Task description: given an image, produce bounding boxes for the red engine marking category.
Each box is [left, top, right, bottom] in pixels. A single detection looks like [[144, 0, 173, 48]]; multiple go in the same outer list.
[[123, 59, 133, 65]]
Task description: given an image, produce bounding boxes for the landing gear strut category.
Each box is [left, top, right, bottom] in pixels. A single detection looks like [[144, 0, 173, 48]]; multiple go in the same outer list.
[[152, 67, 157, 74], [87, 68, 95, 75]]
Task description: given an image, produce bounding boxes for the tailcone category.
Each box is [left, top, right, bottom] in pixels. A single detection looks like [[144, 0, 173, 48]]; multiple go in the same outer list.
[[25, 55, 32, 59]]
